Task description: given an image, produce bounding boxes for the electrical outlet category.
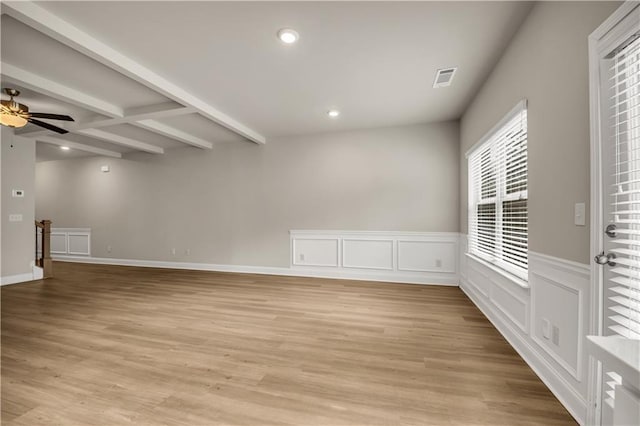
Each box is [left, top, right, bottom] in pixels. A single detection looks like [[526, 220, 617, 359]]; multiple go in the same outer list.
[[299, 253, 305, 262], [171, 248, 176, 256], [552, 325, 560, 345], [107, 245, 112, 253], [542, 318, 551, 339], [185, 249, 191, 255], [435, 259, 442, 268]]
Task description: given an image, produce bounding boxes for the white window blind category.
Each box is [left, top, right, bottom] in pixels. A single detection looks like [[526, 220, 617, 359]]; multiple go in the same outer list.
[[608, 35, 640, 340], [468, 101, 528, 281]]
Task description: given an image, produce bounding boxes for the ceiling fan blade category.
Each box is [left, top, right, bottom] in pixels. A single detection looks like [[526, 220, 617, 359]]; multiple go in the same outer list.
[[28, 118, 69, 134], [29, 112, 74, 121]]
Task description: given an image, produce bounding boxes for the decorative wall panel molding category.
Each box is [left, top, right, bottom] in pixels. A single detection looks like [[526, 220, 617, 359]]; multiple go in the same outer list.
[[458, 234, 591, 424], [290, 230, 459, 285], [39, 228, 91, 257], [50, 231, 457, 286]]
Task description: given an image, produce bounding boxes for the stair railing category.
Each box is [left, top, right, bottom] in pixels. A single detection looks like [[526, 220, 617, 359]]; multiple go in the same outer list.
[[34, 220, 53, 278]]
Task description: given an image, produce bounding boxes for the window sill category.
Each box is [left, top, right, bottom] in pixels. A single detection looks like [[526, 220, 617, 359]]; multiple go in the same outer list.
[[465, 253, 530, 290], [587, 336, 640, 390]]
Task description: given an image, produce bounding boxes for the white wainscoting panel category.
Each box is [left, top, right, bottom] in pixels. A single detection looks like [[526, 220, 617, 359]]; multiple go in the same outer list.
[[290, 231, 459, 285], [68, 233, 91, 256], [41, 228, 91, 257], [50, 233, 67, 254], [458, 234, 591, 425], [398, 240, 456, 273], [529, 253, 589, 382], [343, 239, 394, 270], [292, 238, 339, 267]]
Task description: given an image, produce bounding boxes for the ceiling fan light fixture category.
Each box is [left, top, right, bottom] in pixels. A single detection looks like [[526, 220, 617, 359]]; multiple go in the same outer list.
[[0, 88, 74, 134], [0, 113, 28, 128]]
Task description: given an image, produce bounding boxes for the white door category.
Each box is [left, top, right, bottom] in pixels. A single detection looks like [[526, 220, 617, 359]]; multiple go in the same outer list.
[[592, 4, 640, 425]]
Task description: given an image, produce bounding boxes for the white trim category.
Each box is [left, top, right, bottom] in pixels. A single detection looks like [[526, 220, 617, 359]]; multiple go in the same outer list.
[[529, 251, 591, 278], [37, 136, 122, 158], [290, 230, 459, 284], [588, 2, 640, 424], [341, 238, 394, 271], [135, 120, 213, 150], [397, 240, 457, 273], [460, 281, 587, 425], [460, 234, 592, 424], [75, 129, 164, 154], [530, 269, 584, 381], [1, 271, 39, 286], [0, 61, 124, 118], [465, 252, 529, 289], [291, 237, 340, 267], [33, 265, 43, 281], [52, 255, 459, 286], [288, 230, 456, 238], [465, 99, 527, 158]]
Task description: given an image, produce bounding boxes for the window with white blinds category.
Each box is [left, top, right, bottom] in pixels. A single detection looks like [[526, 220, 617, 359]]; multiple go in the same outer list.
[[607, 34, 640, 340], [468, 101, 528, 281]]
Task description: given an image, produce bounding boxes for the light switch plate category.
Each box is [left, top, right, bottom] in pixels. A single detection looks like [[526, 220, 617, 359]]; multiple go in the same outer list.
[[574, 202, 586, 226], [9, 214, 23, 222]]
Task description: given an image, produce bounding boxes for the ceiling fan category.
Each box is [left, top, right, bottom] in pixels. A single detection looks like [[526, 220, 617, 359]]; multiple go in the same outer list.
[[0, 88, 74, 134]]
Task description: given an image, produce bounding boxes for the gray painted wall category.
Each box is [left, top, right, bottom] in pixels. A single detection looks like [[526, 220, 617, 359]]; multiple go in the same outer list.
[[36, 122, 459, 267], [1, 127, 36, 278], [459, 1, 619, 265]]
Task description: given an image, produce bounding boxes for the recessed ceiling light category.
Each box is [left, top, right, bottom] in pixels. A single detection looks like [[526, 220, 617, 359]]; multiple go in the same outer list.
[[277, 28, 299, 44], [60, 146, 70, 151], [327, 109, 340, 118]]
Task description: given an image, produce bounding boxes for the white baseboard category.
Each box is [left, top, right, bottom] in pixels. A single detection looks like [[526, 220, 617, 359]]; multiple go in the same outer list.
[[33, 265, 43, 280], [458, 237, 591, 426], [289, 230, 460, 285], [1, 272, 38, 286], [460, 280, 587, 424], [52, 255, 459, 286]]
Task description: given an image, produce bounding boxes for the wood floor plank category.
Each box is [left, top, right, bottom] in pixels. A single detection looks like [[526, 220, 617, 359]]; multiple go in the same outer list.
[[1, 262, 576, 425]]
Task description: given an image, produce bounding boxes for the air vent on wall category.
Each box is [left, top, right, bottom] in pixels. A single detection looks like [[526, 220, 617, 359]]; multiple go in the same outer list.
[[433, 67, 457, 88]]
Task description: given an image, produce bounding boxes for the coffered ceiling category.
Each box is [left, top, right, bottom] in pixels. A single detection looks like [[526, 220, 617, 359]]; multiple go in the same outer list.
[[1, 1, 533, 161]]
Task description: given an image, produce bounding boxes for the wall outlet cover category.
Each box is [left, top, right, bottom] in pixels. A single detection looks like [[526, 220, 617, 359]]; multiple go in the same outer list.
[[542, 318, 551, 339], [574, 202, 586, 226], [552, 325, 560, 345]]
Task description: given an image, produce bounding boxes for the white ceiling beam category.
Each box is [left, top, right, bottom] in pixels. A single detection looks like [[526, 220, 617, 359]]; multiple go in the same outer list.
[[10, 88, 213, 149], [2, 1, 267, 145], [135, 120, 213, 149], [83, 102, 196, 129], [1, 62, 124, 118], [76, 129, 164, 154], [35, 136, 122, 158]]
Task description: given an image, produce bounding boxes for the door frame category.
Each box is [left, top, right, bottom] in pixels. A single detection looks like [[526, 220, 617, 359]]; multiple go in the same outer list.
[[587, 2, 640, 424]]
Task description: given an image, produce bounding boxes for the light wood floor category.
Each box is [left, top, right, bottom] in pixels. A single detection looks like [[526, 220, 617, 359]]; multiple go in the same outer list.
[[1, 262, 575, 425]]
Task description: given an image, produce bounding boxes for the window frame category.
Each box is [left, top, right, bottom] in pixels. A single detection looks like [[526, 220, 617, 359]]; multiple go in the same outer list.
[[467, 100, 528, 282]]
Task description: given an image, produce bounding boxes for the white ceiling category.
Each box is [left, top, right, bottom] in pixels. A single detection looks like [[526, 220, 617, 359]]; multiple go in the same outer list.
[[1, 1, 533, 161]]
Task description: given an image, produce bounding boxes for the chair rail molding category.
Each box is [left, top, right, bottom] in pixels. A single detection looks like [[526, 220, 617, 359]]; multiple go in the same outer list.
[[38, 228, 91, 257], [290, 230, 459, 286]]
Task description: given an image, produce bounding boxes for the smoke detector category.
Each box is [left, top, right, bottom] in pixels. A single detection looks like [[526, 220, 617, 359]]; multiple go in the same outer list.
[[433, 67, 457, 88]]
